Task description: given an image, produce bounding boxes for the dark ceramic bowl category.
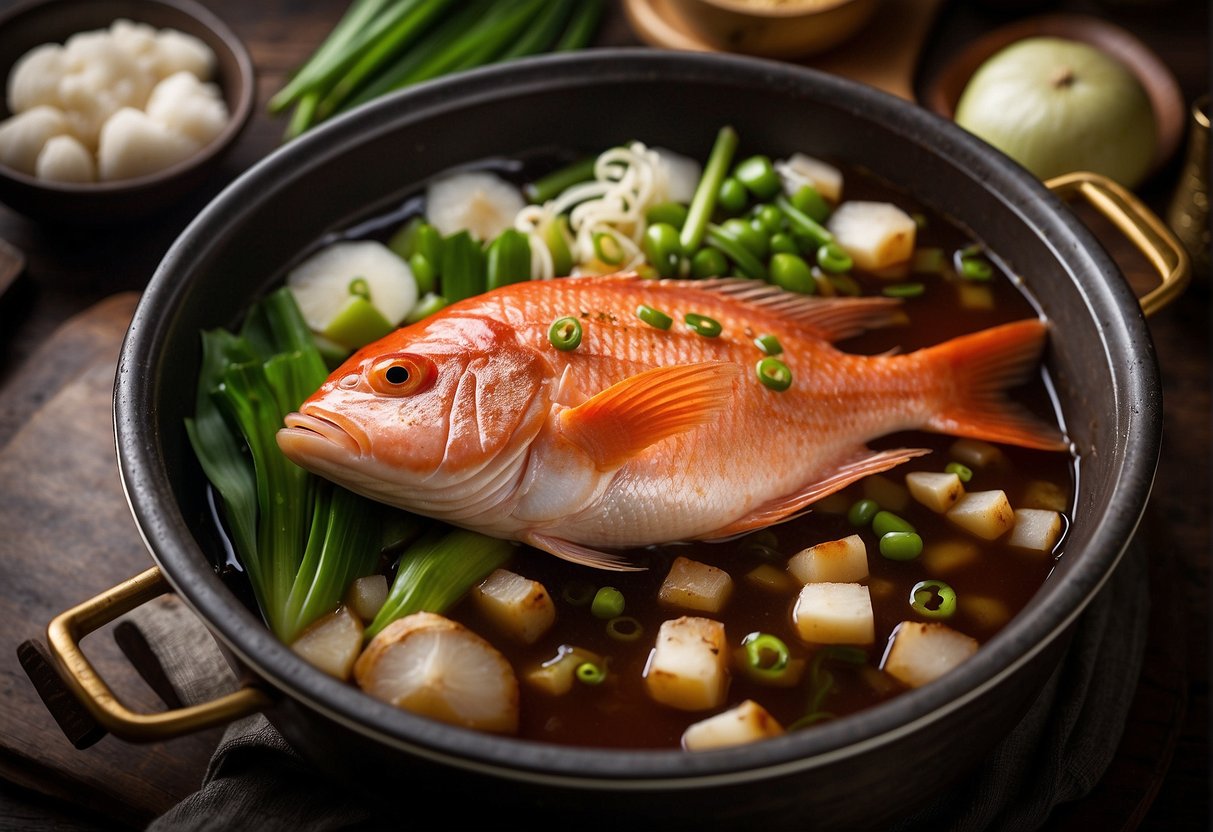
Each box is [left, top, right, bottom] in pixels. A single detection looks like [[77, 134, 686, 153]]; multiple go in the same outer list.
[[0, 0, 254, 224], [114, 51, 1161, 827]]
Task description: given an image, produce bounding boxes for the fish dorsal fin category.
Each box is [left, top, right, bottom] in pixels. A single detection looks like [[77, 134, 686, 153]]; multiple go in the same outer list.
[[557, 361, 740, 471], [699, 446, 932, 539], [671, 277, 905, 342], [525, 532, 645, 572]]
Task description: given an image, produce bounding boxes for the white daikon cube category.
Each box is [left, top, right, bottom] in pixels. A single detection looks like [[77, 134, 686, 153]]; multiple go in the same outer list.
[[472, 569, 556, 644], [779, 153, 843, 201], [744, 563, 797, 594], [1007, 508, 1063, 553], [525, 645, 604, 696], [827, 201, 916, 271], [863, 474, 910, 512], [787, 535, 868, 584], [659, 556, 734, 614], [906, 471, 964, 514], [882, 621, 978, 688], [922, 539, 980, 575], [949, 438, 1005, 470], [792, 583, 874, 645], [681, 700, 784, 751], [947, 490, 1015, 540], [291, 606, 363, 681], [645, 617, 729, 711]]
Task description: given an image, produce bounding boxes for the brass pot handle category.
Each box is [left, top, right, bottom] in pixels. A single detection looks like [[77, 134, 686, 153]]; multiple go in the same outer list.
[[1046, 171, 1191, 317], [45, 566, 271, 741]]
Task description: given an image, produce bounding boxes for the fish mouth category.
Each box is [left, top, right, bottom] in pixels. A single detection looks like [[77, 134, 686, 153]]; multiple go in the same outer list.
[[280, 410, 366, 457]]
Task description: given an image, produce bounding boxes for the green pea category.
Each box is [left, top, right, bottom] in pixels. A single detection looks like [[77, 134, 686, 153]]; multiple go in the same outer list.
[[643, 222, 683, 278], [718, 177, 748, 214], [690, 247, 729, 279], [645, 201, 689, 229], [770, 232, 798, 255], [880, 531, 923, 561], [769, 252, 816, 295], [721, 218, 768, 259], [751, 204, 783, 235], [790, 184, 831, 222], [847, 498, 879, 527], [872, 510, 915, 537], [734, 155, 781, 199]]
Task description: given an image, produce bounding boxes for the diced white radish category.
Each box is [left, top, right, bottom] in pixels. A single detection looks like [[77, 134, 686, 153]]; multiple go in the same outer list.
[[426, 170, 525, 240], [882, 621, 978, 688], [827, 201, 916, 271], [961, 595, 1010, 630], [906, 471, 964, 514], [1007, 508, 1063, 553], [787, 535, 868, 584], [290, 606, 363, 680], [0, 106, 69, 175], [97, 107, 199, 180], [354, 612, 519, 734], [949, 438, 1005, 470], [681, 700, 784, 751], [792, 583, 874, 645], [863, 474, 910, 511], [652, 146, 701, 204], [1021, 479, 1068, 512], [744, 563, 797, 594], [922, 538, 980, 575], [731, 648, 805, 688], [287, 240, 417, 335], [472, 569, 556, 644], [345, 574, 388, 622], [144, 71, 228, 145], [644, 617, 729, 711], [947, 490, 1015, 540], [525, 645, 605, 696], [658, 556, 734, 614], [35, 134, 94, 182], [776, 153, 843, 202], [957, 282, 995, 311]]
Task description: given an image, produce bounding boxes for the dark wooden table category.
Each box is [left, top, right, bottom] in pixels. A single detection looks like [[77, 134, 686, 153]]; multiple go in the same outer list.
[[0, 0, 1206, 828]]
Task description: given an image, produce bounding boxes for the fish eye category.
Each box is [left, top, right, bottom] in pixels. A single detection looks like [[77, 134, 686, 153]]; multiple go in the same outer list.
[[368, 353, 436, 396]]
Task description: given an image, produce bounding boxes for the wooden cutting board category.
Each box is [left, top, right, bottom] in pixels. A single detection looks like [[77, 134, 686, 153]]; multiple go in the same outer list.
[[0, 294, 221, 828]]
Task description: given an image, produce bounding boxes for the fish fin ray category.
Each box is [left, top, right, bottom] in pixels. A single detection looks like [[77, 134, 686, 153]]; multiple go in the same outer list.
[[699, 447, 932, 539], [524, 532, 645, 572], [922, 319, 1069, 451], [558, 361, 740, 470]]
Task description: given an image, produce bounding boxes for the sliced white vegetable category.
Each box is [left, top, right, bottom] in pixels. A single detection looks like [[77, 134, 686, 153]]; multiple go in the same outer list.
[[354, 612, 519, 734], [827, 201, 917, 272], [863, 474, 910, 512], [97, 107, 200, 180], [426, 171, 525, 240], [792, 582, 875, 645], [345, 574, 388, 622], [788, 535, 868, 585], [882, 621, 978, 688], [682, 700, 784, 751], [0, 106, 69, 175], [658, 556, 734, 614], [525, 645, 604, 696], [1007, 508, 1063, 552], [287, 240, 417, 334], [905, 471, 964, 514], [644, 617, 729, 711], [949, 438, 1005, 470], [150, 28, 216, 81], [744, 563, 797, 594], [290, 606, 363, 680], [145, 71, 228, 146], [652, 147, 702, 204], [472, 568, 556, 645], [776, 153, 843, 202], [7, 43, 65, 112], [35, 134, 95, 182], [946, 490, 1015, 540]]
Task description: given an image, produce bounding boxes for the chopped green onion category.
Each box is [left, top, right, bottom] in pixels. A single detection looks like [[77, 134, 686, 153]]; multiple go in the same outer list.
[[561, 580, 595, 606], [790, 184, 831, 223], [751, 204, 783, 234], [847, 498, 879, 527], [770, 252, 816, 295], [910, 579, 957, 619], [816, 242, 852, 274], [789, 645, 867, 730], [388, 215, 424, 260], [646, 201, 690, 229], [591, 586, 624, 619], [775, 195, 833, 248], [636, 304, 673, 330], [682, 126, 739, 252], [525, 156, 596, 204], [548, 316, 583, 351], [684, 312, 722, 338], [404, 292, 447, 324], [720, 218, 768, 259], [544, 216, 574, 276], [606, 616, 644, 642], [717, 177, 748, 214], [733, 155, 781, 199], [592, 231, 625, 266], [770, 232, 798, 255], [911, 247, 945, 274], [348, 276, 371, 300], [756, 356, 792, 392], [879, 531, 923, 561], [642, 222, 683, 277], [882, 282, 925, 298], [690, 247, 728, 279], [945, 462, 973, 482], [553, 0, 604, 50], [753, 333, 783, 355], [408, 253, 437, 295], [576, 661, 607, 685], [486, 228, 532, 290], [872, 510, 915, 536], [705, 224, 768, 280], [959, 255, 994, 281], [742, 632, 791, 677], [440, 230, 486, 303]]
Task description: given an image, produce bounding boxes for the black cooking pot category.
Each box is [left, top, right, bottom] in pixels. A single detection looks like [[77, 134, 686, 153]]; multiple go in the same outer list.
[[45, 51, 1188, 828]]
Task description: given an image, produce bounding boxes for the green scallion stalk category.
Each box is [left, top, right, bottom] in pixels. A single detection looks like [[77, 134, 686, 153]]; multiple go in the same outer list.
[[705, 223, 767, 281], [499, 0, 575, 61], [525, 156, 597, 204], [775, 195, 833, 248], [681, 126, 739, 252], [440, 230, 486, 303], [554, 0, 604, 50], [486, 229, 532, 290]]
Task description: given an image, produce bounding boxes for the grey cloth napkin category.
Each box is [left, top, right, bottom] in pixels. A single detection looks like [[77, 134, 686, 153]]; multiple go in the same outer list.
[[144, 543, 1149, 832]]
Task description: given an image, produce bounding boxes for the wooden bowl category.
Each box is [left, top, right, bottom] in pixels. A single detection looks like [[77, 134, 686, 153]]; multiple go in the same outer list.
[[0, 0, 255, 224], [921, 13, 1184, 176]]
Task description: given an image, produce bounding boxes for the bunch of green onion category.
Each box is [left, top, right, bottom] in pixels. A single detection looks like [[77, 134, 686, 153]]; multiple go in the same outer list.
[[271, 0, 605, 139], [186, 288, 511, 645]]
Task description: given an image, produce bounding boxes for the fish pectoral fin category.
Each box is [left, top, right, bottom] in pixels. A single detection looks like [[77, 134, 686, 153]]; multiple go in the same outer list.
[[699, 447, 932, 539], [524, 532, 645, 572], [557, 361, 740, 471]]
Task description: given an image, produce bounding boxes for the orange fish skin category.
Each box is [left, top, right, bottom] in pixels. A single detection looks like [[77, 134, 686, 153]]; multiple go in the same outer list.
[[277, 275, 1066, 568]]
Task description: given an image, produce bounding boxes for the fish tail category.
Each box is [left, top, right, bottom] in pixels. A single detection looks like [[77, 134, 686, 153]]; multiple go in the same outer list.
[[922, 319, 1069, 451]]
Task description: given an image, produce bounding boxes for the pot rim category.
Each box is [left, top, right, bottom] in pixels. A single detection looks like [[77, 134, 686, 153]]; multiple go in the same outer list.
[[115, 48, 1160, 785]]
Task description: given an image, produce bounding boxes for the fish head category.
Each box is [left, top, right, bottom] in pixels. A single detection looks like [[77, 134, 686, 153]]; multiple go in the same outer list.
[[277, 313, 552, 497]]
